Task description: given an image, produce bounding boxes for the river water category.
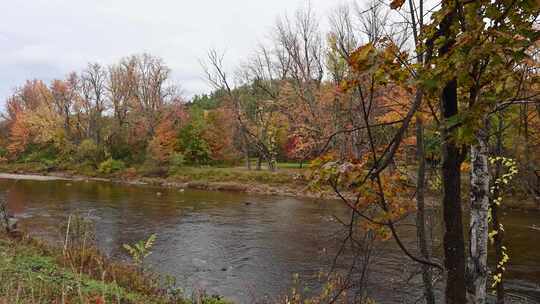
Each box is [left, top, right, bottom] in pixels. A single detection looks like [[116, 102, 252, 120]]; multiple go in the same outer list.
[[0, 176, 539, 303]]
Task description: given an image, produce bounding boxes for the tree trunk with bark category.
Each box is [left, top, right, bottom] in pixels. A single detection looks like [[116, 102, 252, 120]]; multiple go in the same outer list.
[[467, 116, 491, 304], [415, 113, 436, 304], [440, 78, 467, 304], [266, 157, 276, 172]]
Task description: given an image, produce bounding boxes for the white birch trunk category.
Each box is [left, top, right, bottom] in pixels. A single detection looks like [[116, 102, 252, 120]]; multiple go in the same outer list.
[[467, 119, 491, 304]]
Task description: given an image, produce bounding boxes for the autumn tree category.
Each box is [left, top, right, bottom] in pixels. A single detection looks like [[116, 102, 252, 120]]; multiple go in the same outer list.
[[131, 54, 177, 138], [147, 109, 180, 164], [76, 63, 106, 147], [384, 0, 540, 302], [50, 77, 76, 139]]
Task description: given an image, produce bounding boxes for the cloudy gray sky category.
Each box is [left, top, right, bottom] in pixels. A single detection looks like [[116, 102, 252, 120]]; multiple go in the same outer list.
[[0, 0, 340, 108]]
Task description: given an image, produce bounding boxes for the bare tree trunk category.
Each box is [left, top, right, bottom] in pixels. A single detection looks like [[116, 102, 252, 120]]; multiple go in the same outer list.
[[415, 113, 436, 304], [467, 116, 490, 304], [440, 78, 467, 304], [408, 1, 436, 300], [267, 156, 276, 172]]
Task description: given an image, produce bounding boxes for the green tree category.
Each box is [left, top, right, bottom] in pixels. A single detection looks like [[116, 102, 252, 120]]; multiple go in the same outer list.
[[177, 122, 211, 165]]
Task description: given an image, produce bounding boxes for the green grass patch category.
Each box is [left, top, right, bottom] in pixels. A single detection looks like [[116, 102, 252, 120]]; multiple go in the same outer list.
[[0, 234, 232, 304], [0, 237, 153, 303], [169, 166, 305, 185], [0, 161, 50, 174], [276, 162, 306, 169], [0, 160, 310, 188]]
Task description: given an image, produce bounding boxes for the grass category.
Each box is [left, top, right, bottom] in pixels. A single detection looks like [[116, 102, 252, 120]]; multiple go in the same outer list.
[[0, 217, 356, 304], [0, 230, 232, 304], [168, 166, 306, 185], [275, 162, 306, 169], [0, 235, 160, 303], [0, 238, 141, 303], [0, 230, 354, 304], [0, 161, 309, 185], [244, 159, 306, 170], [0, 162, 51, 174]]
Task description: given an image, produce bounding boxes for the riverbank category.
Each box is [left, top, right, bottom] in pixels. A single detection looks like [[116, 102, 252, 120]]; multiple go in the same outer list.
[[1, 162, 538, 210], [0, 231, 232, 304], [0, 161, 343, 200]]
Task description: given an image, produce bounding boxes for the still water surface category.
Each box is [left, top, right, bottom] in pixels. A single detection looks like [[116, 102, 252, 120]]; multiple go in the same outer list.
[[0, 177, 538, 303]]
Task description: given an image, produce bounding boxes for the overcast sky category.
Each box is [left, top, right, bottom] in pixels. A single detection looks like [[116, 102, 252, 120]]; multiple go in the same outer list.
[[0, 0, 342, 108]]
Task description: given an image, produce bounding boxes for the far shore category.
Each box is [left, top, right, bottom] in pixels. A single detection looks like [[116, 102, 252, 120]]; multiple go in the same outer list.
[[1, 170, 538, 211], [0, 170, 339, 200]]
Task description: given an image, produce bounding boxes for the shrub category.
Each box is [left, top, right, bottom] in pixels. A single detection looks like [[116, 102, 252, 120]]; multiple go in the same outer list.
[[20, 144, 57, 163], [123, 234, 156, 274], [121, 167, 138, 179], [17, 145, 60, 171], [138, 160, 168, 177], [75, 163, 99, 177], [168, 152, 185, 174], [98, 158, 125, 175], [76, 139, 101, 165], [107, 133, 136, 162], [0, 147, 6, 164], [170, 152, 185, 167]]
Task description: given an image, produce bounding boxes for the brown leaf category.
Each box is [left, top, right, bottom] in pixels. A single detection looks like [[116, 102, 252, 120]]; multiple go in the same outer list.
[[390, 0, 406, 10]]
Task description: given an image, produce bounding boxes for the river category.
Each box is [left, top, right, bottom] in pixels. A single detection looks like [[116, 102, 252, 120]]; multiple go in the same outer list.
[[0, 176, 539, 303]]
